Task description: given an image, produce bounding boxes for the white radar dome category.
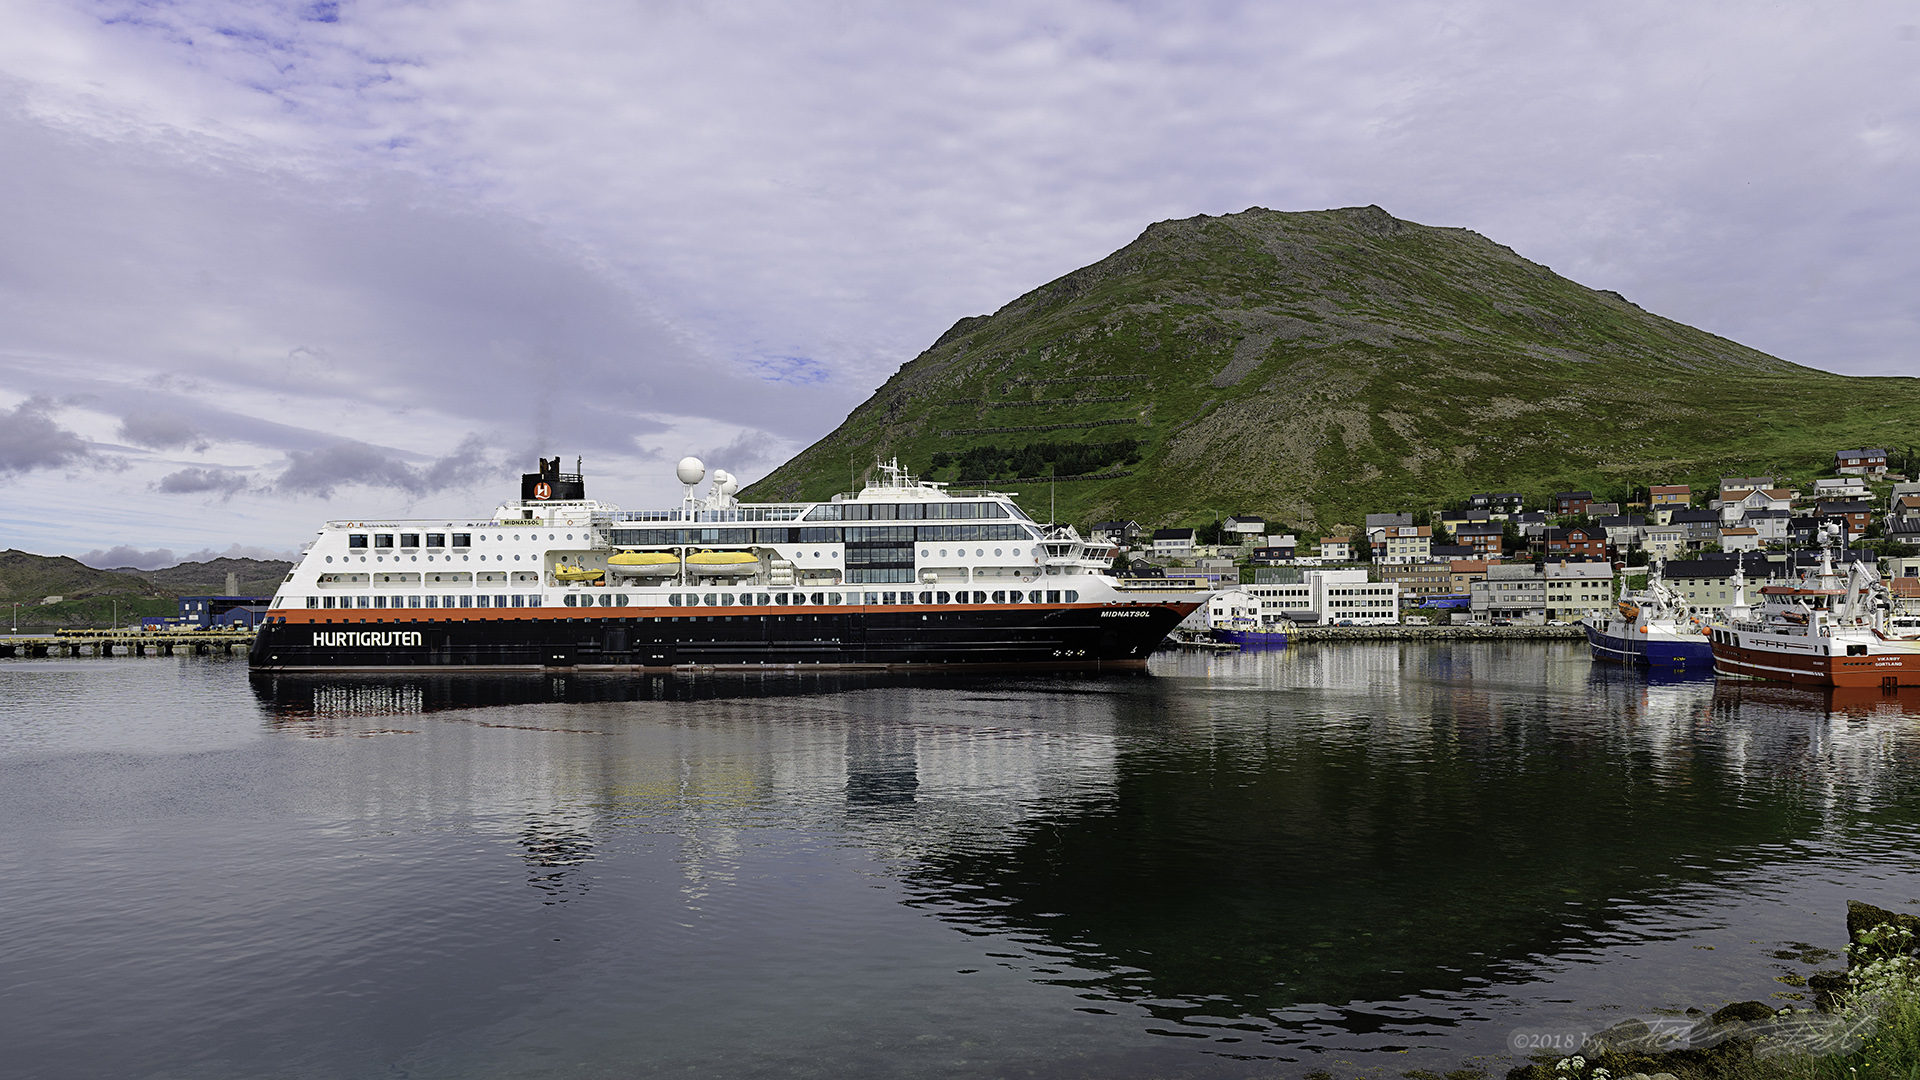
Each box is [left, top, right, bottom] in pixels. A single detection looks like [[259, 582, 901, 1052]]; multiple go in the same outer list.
[[676, 457, 706, 486], [712, 469, 738, 495]]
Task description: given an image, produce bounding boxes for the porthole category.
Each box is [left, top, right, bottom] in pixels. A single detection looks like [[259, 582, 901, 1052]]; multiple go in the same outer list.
[[921, 549, 929, 557], [994, 548, 1002, 556], [325, 556, 333, 563], [1012, 548, 1020, 556], [939, 549, 947, 557]]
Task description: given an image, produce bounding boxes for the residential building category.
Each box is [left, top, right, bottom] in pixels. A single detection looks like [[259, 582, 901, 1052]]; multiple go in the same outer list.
[[1456, 521, 1504, 556], [1378, 561, 1452, 600], [1669, 506, 1722, 547], [1467, 492, 1526, 517], [1223, 515, 1267, 541], [1150, 528, 1196, 558], [1431, 543, 1475, 561], [1834, 448, 1890, 476], [1439, 508, 1492, 528], [1544, 525, 1607, 558], [1717, 487, 1795, 525], [1649, 485, 1692, 508], [1816, 500, 1876, 535], [1365, 512, 1414, 531], [1513, 512, 1551, 541], [1586, 501, 1621, 518], [1553, 491, 1596, 516], [1642, 523, 1688, 561], [1449, 558, 1496, 595], [1814, 477, 1869, 498], [1089, 520, 1142, 546], [1317, 536, 1353, 561], [1888, 496, 1920, 529], [1595, 513, 1646, 550], [1377, 525, 1434, 564], [1719, 476, 1775, 499], [1469, 564, 1546, 623], [1719, 526, 1761, 552], [1738, 508, 1791, 544], [1891, 482, 1920, 507], [1544, 560, 1616, 622], [1886, 556, 1920, 580], [1662, 553, 1775, 615], [1248, 545, 1296, 565]]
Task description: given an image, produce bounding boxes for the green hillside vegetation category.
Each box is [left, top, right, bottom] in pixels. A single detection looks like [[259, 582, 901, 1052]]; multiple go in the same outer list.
[[744, 205, 1920, 535], [0, 551, 292, 629]]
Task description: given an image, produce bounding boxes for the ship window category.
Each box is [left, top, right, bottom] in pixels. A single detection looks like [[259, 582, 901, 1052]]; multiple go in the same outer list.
[[426, 533, 445, 548], [756, 594, 769, 606], [991, 591, 1006, 603], [409, 596, 421, 608], [451, 533, 470, 547], [936, 591, 950, 604], [476, 595, 491, 608], [348, 534, 368, 549], [705, 593, 718, 606], [400, 533, 420, 548], [973, 591, 987, 603], [373, 596, 387, 608], [424, 596, 437, 609], [375, 534, 394, 549], [811, 593, 826, 605]]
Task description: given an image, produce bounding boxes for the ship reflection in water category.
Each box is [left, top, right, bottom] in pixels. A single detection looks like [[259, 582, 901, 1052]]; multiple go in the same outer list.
[[226, 647, 1920, 1074]]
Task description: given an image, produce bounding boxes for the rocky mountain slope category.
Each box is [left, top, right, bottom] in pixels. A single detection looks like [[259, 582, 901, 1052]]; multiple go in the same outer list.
[[744, 205, 1920, 534]]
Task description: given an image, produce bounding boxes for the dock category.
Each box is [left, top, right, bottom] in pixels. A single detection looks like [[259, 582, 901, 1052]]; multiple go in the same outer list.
[[0, 630, 257, 658]]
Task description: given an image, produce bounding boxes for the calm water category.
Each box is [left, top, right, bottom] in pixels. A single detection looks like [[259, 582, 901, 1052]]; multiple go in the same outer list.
[[5, 643, 1920, 1079]]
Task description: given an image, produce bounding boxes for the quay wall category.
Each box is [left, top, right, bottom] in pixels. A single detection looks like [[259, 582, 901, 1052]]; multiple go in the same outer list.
[[1281, 625, 1585, 643]]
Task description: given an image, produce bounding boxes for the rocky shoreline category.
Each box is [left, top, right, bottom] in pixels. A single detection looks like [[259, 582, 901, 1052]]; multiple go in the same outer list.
[[1495, 900, 1915, 1080]]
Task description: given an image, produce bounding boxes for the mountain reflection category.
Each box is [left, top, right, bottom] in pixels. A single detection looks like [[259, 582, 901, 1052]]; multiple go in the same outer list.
[[903, 651, 1920, 1034]]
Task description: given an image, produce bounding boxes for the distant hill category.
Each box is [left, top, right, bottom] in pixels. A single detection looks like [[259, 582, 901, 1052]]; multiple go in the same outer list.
[[0, 551, 291, 629], [108, 557, 293, 598], [744, 205, 1920, 535]]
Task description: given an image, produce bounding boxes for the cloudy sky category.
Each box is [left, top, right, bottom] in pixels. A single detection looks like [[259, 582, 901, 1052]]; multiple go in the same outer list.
[[1, 1, 1915, 567]]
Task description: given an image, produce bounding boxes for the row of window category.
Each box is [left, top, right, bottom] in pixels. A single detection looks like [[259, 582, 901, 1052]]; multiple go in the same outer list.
[[605, 523, 1034, 546], [346, 531, 580, 550], [802, 501, 1015, 522], [349, 532, 470, 550], [307, 595, 537, 609]]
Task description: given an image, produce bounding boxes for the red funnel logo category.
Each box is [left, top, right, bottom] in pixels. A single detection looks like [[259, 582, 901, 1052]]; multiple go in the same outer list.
[[534, 481, 552, 500]]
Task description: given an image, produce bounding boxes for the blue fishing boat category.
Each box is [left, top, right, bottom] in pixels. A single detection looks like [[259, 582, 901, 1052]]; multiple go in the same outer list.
[[1582, 561, 1714, 668]]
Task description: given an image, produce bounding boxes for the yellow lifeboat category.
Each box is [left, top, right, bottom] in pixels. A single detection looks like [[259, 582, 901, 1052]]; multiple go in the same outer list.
[[686, 550, 758, 576], [553, 564, 605, 583], [608, 551, 681, 576]]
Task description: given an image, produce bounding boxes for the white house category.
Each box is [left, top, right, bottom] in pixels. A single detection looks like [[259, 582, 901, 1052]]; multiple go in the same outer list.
[[1317, 536, 1353, 561], [1718, 526, 1761, 552], [1151, 528, 1196, 559], [1242, 568, 1399, 625]]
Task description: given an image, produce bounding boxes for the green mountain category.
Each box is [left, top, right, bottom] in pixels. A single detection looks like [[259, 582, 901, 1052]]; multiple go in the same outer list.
[[0, 551, 291, 628], [744, 205, 1920, 535]]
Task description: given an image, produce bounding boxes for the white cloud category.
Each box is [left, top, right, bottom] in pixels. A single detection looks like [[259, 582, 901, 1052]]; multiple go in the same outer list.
[[0, 0, 1916, 560]]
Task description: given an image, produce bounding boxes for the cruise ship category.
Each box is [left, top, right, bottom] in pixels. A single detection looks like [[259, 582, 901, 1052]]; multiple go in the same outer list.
[[247, 457, 1209, 672]]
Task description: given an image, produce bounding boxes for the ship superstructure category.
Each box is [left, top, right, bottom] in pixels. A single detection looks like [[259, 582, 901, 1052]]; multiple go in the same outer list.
[[249, 457, 1208, 671]]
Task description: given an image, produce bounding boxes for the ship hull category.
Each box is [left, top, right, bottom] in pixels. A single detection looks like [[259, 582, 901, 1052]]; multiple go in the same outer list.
[[1710, 637, 1920, 688], [1584, 620, 1714, 668], [249, 600, 1199, 672]]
